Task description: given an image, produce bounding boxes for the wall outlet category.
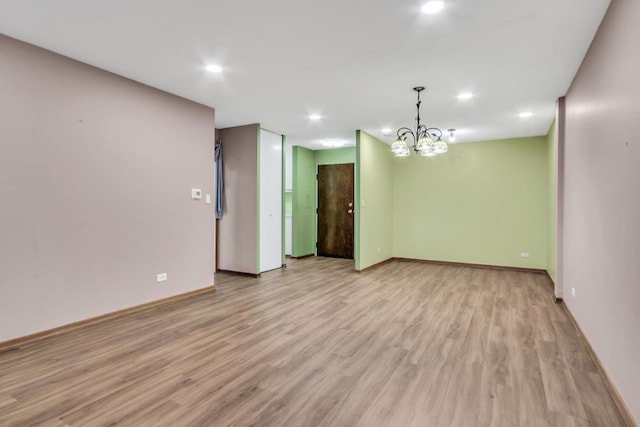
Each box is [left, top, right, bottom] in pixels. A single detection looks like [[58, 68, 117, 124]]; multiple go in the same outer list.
[[156, 273, 168, 282], [191, 188, 202, 200], [571, 287, 576, 297], [377, 247, 381, 253], [520, 252, 529, 258]]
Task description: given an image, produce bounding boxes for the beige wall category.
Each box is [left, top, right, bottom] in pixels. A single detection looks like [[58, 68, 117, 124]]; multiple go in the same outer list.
[[356, 131, 393, 270], [218, 124, 259, 274], [0, 35, 216, 342], [562, 0, 639, 421]]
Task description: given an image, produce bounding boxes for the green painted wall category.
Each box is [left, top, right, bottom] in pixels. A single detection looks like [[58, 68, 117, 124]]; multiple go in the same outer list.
[[314, 147, 356, 166], [392, 136, 548, 269], [546, 121, 557, 281], [284, 192, 293, 216], [356, 131, 394, 270], [292, 146, 316, 257]]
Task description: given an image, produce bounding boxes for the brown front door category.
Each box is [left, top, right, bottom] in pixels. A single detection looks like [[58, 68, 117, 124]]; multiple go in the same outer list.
[[317, 163, 354, 259]]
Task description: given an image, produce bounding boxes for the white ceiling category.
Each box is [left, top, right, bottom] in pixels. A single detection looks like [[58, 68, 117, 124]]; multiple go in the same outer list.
[[0, 0, 610, 149]]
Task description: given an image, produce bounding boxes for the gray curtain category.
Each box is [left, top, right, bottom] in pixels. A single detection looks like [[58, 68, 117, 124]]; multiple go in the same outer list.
[[215, 143, 223, 219]]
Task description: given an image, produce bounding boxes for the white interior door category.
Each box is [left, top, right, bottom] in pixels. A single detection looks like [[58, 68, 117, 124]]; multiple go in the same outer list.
[[259, 129, 283, 272]]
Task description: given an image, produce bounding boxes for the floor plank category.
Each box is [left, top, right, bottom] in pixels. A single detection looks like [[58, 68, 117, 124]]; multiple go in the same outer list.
[[0, 257, 627, 426]]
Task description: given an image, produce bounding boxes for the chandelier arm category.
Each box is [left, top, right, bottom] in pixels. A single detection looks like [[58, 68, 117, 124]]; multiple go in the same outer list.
[[396, 127, 416, 142], [425, 127, 443, 139], [416, 124, 429, 137]]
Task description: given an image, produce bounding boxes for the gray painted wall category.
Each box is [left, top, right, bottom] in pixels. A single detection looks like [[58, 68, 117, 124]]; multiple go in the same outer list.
[[562, 0, 639, 421], [0, 35, 215, 342], [218, 124, 259, 274]]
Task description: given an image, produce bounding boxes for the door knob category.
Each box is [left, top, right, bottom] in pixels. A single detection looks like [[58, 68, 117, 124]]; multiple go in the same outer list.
[[348, 209, 353, 214]]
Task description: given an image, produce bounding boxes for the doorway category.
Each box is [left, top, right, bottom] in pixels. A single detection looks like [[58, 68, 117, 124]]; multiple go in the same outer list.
[[317, 163, 354, 259]]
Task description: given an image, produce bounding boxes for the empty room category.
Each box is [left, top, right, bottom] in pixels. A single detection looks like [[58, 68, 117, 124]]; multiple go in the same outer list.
[[1, 0, 638, 426]]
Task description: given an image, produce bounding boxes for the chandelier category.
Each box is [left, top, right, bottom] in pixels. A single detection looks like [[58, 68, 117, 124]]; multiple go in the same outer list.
[[391, 86, 449, 157]]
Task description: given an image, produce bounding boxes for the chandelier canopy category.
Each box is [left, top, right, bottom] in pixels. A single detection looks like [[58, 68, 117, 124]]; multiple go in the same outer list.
[[391, 86, 451, 157]]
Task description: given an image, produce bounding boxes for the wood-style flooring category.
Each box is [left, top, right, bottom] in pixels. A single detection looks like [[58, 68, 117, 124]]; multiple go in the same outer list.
[[0, 257, 627, 426]]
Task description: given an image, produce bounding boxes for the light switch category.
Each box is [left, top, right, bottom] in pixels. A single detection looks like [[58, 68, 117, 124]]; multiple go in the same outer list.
[[191, 188, 202, 200], [205, 194, 211, 204]]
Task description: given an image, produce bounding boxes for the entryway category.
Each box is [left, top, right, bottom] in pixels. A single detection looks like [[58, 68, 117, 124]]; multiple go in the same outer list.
[[317, 163, 354, 259]]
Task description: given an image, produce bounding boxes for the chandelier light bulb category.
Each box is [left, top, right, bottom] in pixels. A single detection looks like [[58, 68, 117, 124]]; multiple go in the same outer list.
[[415, 135, 428, 152], [391, 138, 408, 155], [421, 147, 437, 157], [434, 138, 448, 154], [398, 146, 411, 157]]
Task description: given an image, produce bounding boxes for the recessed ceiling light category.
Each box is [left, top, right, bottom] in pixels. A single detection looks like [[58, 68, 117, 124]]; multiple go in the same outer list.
[[519, 111, 533, 118], [205, 64, 223, 73], [457, 92, 473, 100], [309, 114, 322, 121], [421, 1, 444, 14], [382, 128, 393, 135], [322, 140, 345, 148]]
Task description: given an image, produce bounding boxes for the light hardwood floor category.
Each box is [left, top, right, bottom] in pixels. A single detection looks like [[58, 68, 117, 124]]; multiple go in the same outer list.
[[0, 257, 626, 426]]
